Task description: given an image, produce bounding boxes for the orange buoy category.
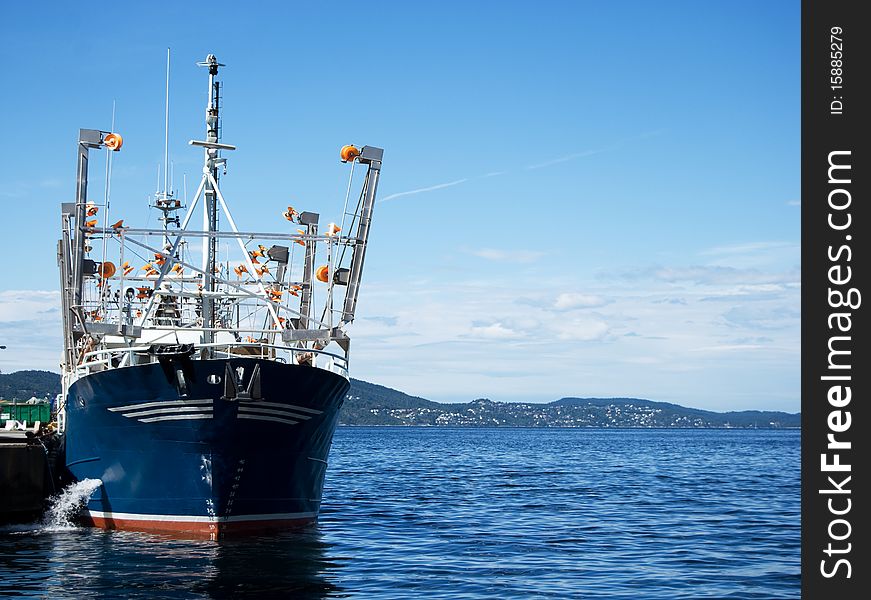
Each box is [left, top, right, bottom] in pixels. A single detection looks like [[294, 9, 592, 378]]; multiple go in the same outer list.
[[315, 265, 330, 283], [340, 145, 360, 163], [325, 223, 341, 237], [85, 219, 98, 228], [104, 133, 123, 151], [283, 206, 298, 222], [99, 261, 116, 278], [110, 219, 125, 229], [86, 202, 99, 216]]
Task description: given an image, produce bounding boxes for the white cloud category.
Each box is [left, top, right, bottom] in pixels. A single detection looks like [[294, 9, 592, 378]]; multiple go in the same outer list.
[[0, 290, 60, 323], [468, 322, 520, 339], [557, 318, 609, 341], [699, 240, 800, 270], [688, 344, 768, 353], [349, 255, 799, 410], [609, 265, 799, 286], [0, 272, 799, 412], [0, 290, 62, 373], [553, 292, 608, 310]]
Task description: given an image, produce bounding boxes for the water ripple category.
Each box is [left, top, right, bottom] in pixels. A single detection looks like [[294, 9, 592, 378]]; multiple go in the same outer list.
[[0, 428, 799, 599]]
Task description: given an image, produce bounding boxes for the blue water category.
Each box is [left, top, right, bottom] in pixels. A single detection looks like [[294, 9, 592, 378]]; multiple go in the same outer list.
[[1, 428, 800, 599]]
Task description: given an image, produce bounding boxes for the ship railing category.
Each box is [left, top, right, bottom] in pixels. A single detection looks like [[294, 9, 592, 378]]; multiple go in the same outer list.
[[75, 342, 348, 379]]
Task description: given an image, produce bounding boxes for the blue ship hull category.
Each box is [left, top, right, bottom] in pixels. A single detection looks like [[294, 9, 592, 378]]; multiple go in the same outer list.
[[64, 357, 348, 538]]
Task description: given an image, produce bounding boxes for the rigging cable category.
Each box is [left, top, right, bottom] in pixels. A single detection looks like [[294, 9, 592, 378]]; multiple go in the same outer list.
[[99, 100, 117, 319]]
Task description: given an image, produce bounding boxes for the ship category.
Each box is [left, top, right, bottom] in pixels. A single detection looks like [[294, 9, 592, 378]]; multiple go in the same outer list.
[[56, 54, 383, 539]]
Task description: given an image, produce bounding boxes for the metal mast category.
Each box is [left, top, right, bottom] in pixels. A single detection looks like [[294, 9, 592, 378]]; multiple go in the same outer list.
[[60, 128, 121, 373], [341, 146, 383, 324], [197, 54, 224, 349]]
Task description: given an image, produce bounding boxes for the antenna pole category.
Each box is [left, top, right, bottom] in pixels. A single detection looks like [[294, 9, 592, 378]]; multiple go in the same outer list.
[[198, 54, 224, 350], [164, 48, 170, 205]]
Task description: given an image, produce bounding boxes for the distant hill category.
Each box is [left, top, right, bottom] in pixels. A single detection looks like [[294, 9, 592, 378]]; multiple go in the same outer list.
[[547, 397, 800, 429], [341, 390, 799, 428], [0, 371, 799, 428], [343, 379, 440, 425], [0, 370, 60, 401]]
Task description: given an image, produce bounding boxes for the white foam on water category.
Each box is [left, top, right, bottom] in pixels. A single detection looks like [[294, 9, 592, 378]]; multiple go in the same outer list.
[[41, 478, 103, 531]]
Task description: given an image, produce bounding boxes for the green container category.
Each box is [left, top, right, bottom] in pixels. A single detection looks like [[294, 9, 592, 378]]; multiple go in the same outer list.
[[0, 401, 52, 425]]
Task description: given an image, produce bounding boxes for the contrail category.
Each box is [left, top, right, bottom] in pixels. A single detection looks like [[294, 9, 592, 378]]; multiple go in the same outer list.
[[377, 148, 603, 204], [376, 130, 664, 205], [377, 178, 469, 203], [524, 149, 604, 170]]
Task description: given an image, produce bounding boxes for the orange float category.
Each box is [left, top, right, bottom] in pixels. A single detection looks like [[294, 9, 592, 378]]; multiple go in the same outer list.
[[99, 261, 116, 278], [315, 265, 330, 282], [103, 133, 123, 151], [340, 145, 359, 163]]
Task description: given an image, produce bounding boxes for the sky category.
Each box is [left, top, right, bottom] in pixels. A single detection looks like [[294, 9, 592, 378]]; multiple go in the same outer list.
[[0, 1, 800, 411]]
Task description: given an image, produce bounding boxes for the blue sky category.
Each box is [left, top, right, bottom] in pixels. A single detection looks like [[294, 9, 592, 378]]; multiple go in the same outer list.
[[0, 1, 799, 411]]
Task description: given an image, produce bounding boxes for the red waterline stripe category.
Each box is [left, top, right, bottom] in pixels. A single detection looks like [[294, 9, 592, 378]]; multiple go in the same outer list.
[[83, 514, 317, 539]]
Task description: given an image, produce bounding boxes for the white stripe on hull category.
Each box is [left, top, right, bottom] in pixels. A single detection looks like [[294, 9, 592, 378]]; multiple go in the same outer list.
[[237, 414, 299, 425], [237, 406, 311, 420], [106, 398, 321, 425], [108, 399, 213, 412], [238, 400, 322, 414], [126, 406, 214, 418], [139, 414, 214, 423]]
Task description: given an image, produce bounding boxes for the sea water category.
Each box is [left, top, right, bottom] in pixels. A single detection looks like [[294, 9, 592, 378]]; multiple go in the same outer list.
[[0, 428, 799, 599]]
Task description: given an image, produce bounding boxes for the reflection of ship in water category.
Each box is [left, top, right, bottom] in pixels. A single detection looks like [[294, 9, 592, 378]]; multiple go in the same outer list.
[[32, 527, 345, 599], [196, 530, 344, 599]]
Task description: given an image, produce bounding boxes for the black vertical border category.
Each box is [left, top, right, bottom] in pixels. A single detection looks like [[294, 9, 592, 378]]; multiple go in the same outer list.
[[802, 0, 867, 597]]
